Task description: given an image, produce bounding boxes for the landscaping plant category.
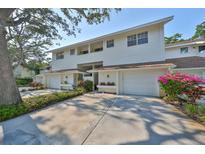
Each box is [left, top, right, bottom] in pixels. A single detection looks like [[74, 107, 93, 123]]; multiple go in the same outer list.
[[0, 88, 85, 122], [159, 72, 205, 124], [158, 72, 205, 104], [16, 77, 33, 86], [77, 80, 93, 92]]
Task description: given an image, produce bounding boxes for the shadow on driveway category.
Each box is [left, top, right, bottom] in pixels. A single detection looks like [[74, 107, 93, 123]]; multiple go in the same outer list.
[[1, 93, 205, 145]]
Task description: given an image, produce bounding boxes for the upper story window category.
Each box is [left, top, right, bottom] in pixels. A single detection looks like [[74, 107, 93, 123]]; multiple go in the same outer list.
[[127, 31, 148, 47], [127, 34, 137, 47], [79, 50, 89, 55], [137, 32, 148, 45], [199, 45, 205, 52], [70, 49, 75, 55], [90, 41, 103, 53], [77, 45, 89, 55], [56, 52, 64, 60], [107, 40, 114, 48], [180, 47, 188, 54]]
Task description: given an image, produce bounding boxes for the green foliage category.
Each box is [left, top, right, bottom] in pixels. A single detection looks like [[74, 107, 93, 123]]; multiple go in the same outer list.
[[192, 22, 205, 39], [16, 77, 33, 86], [0, 89, 85, 122], [77, 80, 93, 92], [198, 105, 205, 115], [159, 72, 205, 104], [165, 33, 184, 44], [184, 103, 199, 115], [160, 80, 185, 101], [26, 60, 50, 75], [183, 103, 205, 121], [75, 87, 87, 94], [6, 9, 120, 66]]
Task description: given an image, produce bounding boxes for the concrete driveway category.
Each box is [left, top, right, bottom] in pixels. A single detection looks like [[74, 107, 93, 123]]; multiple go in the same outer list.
[[0, 93, 205, 145]]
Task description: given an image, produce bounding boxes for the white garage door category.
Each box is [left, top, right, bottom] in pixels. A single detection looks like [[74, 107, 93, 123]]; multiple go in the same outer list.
[[48, 75, 60, 89], [121, 69, 163, 96]]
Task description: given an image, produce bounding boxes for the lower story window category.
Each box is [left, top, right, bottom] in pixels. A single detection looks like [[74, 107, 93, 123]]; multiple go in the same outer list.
[[180, 47, 188, 54], [199, 45, 205, 52]]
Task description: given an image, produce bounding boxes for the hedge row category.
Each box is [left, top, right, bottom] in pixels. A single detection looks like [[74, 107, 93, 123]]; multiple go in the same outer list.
[[16, 77, 33, 86], [0, 87, 85, 122]]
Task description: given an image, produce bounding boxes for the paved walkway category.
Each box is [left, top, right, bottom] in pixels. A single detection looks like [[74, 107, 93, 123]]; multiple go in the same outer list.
[[0, 93, 205, 145], [20, 89, 65, 98]]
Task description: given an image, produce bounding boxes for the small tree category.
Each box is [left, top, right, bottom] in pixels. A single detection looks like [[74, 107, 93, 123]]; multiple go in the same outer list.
[[0, 8, 120, 105], [192, 22, 205, 39]]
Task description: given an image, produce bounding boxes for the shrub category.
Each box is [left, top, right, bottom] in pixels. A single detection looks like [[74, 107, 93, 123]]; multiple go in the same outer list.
[[77, 80, 93, 92], [198, 105, 205, 115], [16, 77, 33, 86], [29, 81, 44, 89], [184, 103, 199, 115], [158, 72, 205, 104], [0, 89, 85, 122]]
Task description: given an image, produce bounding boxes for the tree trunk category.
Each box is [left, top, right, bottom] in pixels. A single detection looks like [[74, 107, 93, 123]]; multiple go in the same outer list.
[[0, 9, 22, 105]]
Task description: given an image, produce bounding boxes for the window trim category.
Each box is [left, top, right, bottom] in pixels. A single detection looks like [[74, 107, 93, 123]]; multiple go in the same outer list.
[[127, 34, 137, 47], [70, 48, 75, 55], [180, 47, 188, 54], [56, 52, 64, 60], [137, 31, 148, 45], [106, 39, 114, 48], [199, 45, 205, 52]]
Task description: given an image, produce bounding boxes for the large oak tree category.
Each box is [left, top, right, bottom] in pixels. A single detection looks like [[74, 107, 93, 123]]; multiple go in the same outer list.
[[0, 8, 119, 105]]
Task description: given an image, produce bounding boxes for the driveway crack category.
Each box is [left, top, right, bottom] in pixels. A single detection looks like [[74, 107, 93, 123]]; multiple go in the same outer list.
[[81, 98, 118, 145]]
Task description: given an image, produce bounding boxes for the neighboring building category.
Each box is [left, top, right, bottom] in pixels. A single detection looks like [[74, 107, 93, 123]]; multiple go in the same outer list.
[[165, 39, 205, 78], [13, 64, 35, 78], [36, 16, 175, 96]]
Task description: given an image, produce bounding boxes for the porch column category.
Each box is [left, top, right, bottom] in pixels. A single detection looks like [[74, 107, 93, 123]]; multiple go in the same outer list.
[[116, 71, 120, 95], [92, 65, 95, 91], [88, 44, 91, 53]]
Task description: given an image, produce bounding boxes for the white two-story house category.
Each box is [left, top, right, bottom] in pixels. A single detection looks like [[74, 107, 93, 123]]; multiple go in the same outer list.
[[165, 39, 205, 78], [36, 16, 176, 96]]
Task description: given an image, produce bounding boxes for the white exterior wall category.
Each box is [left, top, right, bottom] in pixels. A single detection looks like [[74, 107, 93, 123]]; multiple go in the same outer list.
[[98, 71, 116, 84], [165, 45, 205, 59], [51, 24, 165, 71], [45, 73, 75, 89], [97, 68, 168, 96]]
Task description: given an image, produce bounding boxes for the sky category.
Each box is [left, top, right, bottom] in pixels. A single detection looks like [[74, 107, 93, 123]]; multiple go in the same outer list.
[[51, 8, 205, 50]]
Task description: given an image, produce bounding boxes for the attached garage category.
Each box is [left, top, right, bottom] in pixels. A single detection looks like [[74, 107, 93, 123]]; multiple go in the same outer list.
[[47, 74, 61, 89], [119, 69, 166, 96]]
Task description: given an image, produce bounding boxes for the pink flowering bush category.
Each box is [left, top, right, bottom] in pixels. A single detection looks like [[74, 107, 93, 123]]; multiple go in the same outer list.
[[158, 72, 205, 104]]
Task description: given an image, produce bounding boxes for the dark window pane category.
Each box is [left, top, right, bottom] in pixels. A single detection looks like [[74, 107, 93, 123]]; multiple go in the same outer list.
[[70, 49, 75, 55], [137, 32, 148, 45], [180, 47, 188, 54], [127, 35, 136, 47], [94, 47, 103, 52], [107, 40, 114, 48], [56, 52, 64, 60], [199, 45, 205, 52]]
